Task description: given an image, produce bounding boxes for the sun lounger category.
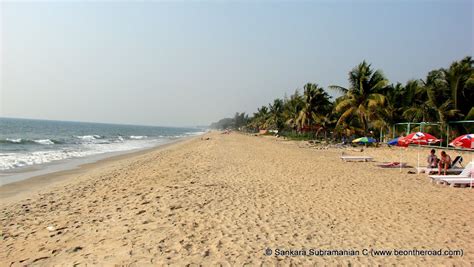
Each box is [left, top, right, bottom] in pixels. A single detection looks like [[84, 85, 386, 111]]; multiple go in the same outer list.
[[341, 156, 373, 162], [437, 178, 474, 187], [429, 162, 473, 183], [417, 166, 463, 174], [417, 156, 464, 174]]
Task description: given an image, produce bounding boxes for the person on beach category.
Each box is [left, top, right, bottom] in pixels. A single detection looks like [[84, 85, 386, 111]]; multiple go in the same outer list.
[[438, 151, 452, 175], [427, 149, 438, 168]]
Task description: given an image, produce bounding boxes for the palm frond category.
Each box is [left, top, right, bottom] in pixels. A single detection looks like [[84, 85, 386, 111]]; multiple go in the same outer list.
[[329, 85, 348, 94]]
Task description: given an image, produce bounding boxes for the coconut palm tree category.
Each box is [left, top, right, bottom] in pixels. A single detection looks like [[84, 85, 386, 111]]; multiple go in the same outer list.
[[282, 90, 304, 131], [314, 112, 337, 140], [402, 79, 435, 122], [235, 56, 472, 139], [249, 105, 269, 130], [267, 98, 285, 132], [423, 70, 461, 131], [330, 61, 388, 135], [296, 83, 332, 132], [443, 56, 474, 116], [233, 112, 248, 129]]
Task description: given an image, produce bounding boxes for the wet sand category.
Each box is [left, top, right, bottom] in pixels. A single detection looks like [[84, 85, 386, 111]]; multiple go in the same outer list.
[[1, 132, 473, 265]]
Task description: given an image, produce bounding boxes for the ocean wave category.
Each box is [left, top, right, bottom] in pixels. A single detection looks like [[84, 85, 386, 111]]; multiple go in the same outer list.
[[0, 150, 95, 170], [0, 139, 161, 171], [75, 135, 102, 140], [130, 135, 147, 139], [0, 138, 58, 145], [33, 139, 55, 145], [0, 138, 31, 145]]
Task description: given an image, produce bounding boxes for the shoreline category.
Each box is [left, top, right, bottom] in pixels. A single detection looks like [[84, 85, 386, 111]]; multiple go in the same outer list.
[[0, 135, 198, 207]]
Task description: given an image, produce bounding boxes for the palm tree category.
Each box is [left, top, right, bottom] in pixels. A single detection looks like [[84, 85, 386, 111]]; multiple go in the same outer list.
[[282, 90, 304, 131], [237, 56, 472, 139], [424, 70, 460, 131], [402, 79, 434, 122], [315, 112, 337, 140], [379, 83, 403, 130], [249, 106, 269, 131], [267, 98, 285, 131], [296, 83, 332, 132], [330, 61, 388, 135], [443, 56, 474, 116], [233, 112, 248, 129]]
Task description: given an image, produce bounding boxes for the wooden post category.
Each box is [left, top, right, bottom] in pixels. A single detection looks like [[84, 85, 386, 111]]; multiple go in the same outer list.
[[446, 124, 450, 148]]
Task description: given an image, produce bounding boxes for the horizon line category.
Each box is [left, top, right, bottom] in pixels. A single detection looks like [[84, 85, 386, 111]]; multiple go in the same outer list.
[[0, 116, 208, 129]]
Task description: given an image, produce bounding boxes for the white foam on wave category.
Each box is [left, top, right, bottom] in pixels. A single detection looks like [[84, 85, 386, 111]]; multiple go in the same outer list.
[[0, 132, 204, 171], [34, 139, 54, 145], [0, 150, 96, 170], [0, 138, 164, 171], [130, 135, 147, 139], [6, 138, 22, 143], [75, 135, 101, 140]]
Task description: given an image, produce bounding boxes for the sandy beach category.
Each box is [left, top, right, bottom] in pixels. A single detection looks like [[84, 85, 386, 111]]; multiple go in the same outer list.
[[1, 132, 473, 266]]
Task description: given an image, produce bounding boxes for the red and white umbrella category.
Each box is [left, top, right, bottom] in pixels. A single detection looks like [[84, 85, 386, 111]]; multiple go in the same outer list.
[[450, 134, 474, 189], [449, 134, 474, 149], [402, 132, 440, 171], [403, 132, 440, 145]]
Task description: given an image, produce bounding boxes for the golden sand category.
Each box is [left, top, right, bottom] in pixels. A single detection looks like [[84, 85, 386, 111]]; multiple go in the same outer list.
[[1, 132, 473, 265]]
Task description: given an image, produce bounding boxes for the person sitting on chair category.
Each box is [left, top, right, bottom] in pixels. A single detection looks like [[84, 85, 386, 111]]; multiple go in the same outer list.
[[427, 149, 438, 168], [438, 151, 452, 175]]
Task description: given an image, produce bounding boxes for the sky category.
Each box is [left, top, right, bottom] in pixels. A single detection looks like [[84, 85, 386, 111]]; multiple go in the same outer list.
[[0, 1, 472, 127]]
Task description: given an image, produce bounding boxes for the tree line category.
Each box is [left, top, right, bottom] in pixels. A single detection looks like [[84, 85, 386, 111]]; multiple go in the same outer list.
[[210, 56, 474, 141]]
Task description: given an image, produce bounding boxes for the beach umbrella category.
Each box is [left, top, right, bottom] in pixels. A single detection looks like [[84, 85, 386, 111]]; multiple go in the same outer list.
[[387, 137, 409, 172], [352, 137, 376, 159], [404, 132, 440, 145], [449, 134, 474, 149], [387, 138, 399, 146], [352, 137, 377, 144], [449, 134, 474, 188], [403, 132, 440, 171], [387, 137, 409, 147]]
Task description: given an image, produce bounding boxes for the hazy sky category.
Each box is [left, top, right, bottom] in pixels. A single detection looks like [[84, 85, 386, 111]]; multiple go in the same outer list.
[[1, 1, 472, 127]]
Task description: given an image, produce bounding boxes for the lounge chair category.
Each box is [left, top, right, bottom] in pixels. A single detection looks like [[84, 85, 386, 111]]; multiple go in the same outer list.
[[438, 178, 474, 187], [429, 162, 473, 186], [453, 155, 464, 167], [417, 156, 464, 174], [341, 155, 373, 162]]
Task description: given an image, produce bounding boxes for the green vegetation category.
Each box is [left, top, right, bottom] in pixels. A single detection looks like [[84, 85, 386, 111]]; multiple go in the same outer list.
[[210, 57, 474, 141]]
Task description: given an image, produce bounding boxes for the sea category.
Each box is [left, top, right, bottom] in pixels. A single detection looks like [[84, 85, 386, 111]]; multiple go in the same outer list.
[[0, 117, 205, 185]]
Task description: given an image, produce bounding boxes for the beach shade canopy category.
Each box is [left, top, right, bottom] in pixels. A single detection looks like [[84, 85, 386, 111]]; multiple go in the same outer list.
[[387, 137, 409, 147], [352, 137, 377, 144], [403, 132, 440, 145], [404, 132, 440, 170], [387, 136, 409, 172], [449, 134, 474, 149]]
